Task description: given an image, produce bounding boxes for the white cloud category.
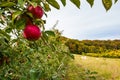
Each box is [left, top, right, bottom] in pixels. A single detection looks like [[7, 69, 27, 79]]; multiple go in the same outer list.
[[44, 0, 120, 40]]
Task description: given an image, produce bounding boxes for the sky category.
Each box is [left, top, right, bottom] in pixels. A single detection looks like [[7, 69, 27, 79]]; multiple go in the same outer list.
[[44, 0, 120, 40]]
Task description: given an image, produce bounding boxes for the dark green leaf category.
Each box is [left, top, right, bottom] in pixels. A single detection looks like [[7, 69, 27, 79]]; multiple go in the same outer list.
[[26, 12, 34, 18], [35, 19, 46, 30], [46, 0, 60, 9], [70, 0, 80, 9], [0, 2, 15, 7], [61, 0, 66, 6], [12, 11, 22, 23], [15, 18, 26, 29], [102, 0, 112, 11], [45, 30, 55, 36], [5, 27, 12, 33], [114, 0, 118, 4], [86, 0, 94, 7]]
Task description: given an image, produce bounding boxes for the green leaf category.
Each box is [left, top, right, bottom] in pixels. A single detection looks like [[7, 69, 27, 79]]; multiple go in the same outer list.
[[35, 19, 46, 30], [43, 3, 51, 12], [12, 11, 22, 23], [29, 69, 40, 80], [27, 1, 37, 7], [45, 30, 55, 36], [102, 0, 112, 11], [15, 18, 26, 29], [18, 0, 24, 8], [0, 29, 10, 40], [26, 12, 34, 18], [46, 0, 60, 9], [70, 0, 80, 9], [61, 0, 66, 6], [42, 31, 48, 42], [86, 0, 94, 7], [0, 2, 15, 7], [5, 27, 12, 33], [114, 0, 118, 4]]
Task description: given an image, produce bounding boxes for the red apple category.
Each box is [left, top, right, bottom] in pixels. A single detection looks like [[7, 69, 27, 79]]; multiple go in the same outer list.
[[27, 5, 44, 19], [27, 5, 35, 14], [23, 24, 41, 41], [34, 6, 44, 19]]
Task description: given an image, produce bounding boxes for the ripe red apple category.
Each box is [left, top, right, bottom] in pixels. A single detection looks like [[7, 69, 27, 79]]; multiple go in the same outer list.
[[34, 6, 44, 19], [27, 5, 34, 14], [27, 5, 43, 19], [23, 24, 41, 41]]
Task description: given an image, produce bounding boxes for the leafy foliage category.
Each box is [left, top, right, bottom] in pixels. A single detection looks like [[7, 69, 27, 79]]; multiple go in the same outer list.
[[0, 27, 71, 79], [0, 2, 15, 7]]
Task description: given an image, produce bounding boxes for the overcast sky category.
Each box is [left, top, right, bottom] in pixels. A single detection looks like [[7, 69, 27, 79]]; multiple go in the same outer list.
[[44, 0, 120, 40]]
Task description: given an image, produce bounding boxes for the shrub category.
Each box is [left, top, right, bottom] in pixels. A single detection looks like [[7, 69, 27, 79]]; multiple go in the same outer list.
[[86, 50, 120, 58]]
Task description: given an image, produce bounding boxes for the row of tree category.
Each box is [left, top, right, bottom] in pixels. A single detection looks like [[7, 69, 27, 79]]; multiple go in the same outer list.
[[58, 36, 120, 54]]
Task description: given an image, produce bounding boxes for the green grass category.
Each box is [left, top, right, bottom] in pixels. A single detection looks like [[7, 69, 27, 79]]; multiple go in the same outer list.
[[66, 54, 120, 80]]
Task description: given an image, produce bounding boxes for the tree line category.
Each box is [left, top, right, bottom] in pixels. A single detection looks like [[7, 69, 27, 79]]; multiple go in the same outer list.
[[58, 36, 120, 54]]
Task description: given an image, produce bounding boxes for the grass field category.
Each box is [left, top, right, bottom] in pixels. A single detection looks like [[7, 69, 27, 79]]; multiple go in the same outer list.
[[66, 54, 120, 80]]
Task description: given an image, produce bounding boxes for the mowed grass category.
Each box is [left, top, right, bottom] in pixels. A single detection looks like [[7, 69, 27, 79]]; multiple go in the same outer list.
[[66, 54, 120, 80]]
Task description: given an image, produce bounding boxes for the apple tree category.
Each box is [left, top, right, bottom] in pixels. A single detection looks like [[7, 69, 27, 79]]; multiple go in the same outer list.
[[0, 0, 118, 79]]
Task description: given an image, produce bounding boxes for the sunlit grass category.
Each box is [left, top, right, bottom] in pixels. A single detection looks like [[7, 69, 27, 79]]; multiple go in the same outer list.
[[66, 54, 120, 80]]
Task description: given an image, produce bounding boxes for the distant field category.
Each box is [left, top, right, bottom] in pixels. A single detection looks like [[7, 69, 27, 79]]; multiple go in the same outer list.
[[66, 54, 120, 80]]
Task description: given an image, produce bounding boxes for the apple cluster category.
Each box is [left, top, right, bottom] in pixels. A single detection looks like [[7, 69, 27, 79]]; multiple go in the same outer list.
[[23, 5, 44, 41]]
